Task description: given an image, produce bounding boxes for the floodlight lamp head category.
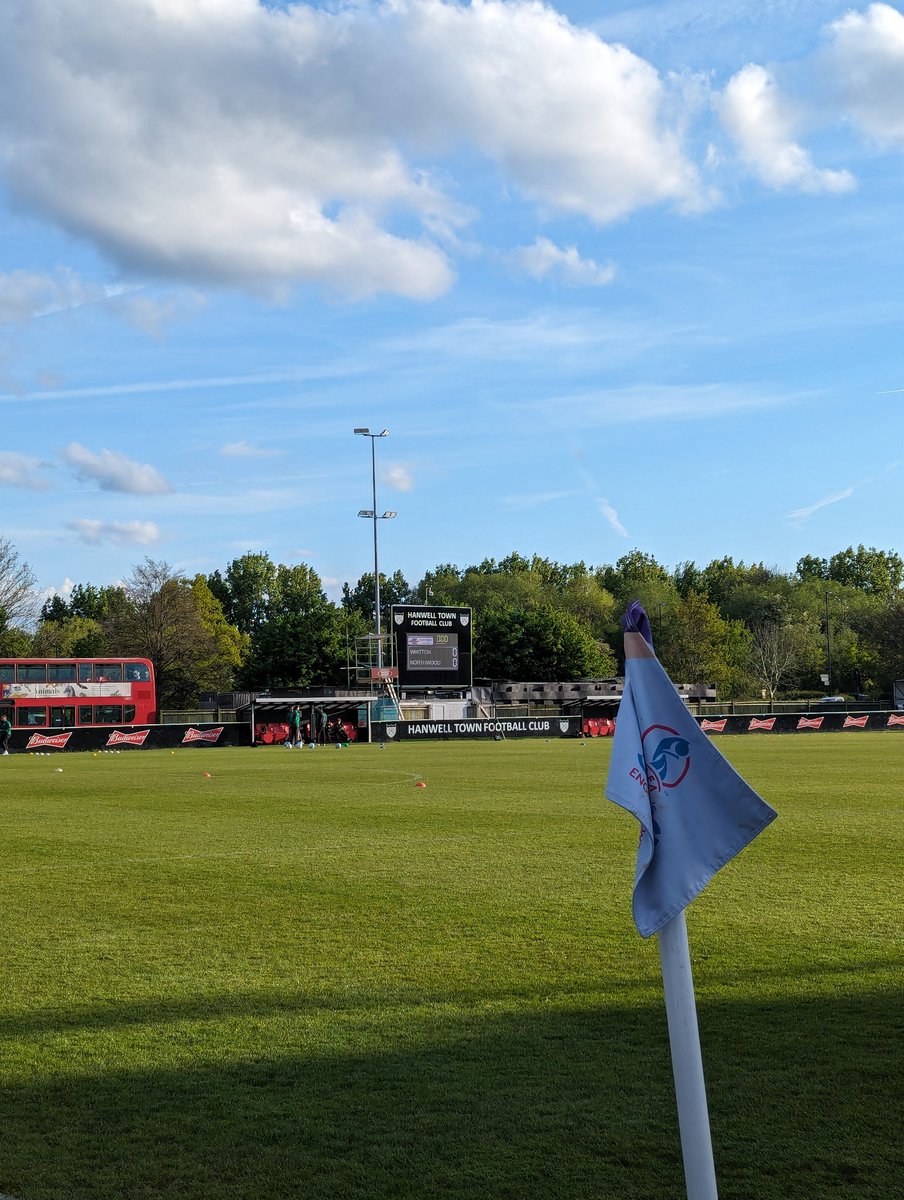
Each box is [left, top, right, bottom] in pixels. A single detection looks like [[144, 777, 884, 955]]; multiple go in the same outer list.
[[358, 509, 374, 518], [382, 511, 397, 519], [378, 429, 389, 437], [353, 427, 370, 435]]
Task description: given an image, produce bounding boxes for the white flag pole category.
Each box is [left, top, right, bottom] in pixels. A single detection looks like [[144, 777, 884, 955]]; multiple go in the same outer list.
[[658, 909, 719, 1200]]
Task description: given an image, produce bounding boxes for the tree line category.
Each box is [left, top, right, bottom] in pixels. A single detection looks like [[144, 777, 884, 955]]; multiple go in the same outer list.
[[1, 538, 902, 709]]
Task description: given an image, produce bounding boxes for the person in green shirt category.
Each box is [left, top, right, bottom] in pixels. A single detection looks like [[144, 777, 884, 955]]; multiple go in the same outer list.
[[287, 704, 302, 748], [0, 713, 11, 756]]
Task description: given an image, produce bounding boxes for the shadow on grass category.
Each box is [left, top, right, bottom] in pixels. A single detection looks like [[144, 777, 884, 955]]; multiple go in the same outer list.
[[0, 988, 900, 1200]]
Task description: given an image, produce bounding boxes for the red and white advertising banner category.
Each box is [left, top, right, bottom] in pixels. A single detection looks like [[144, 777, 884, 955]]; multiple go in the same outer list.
[[25, 731, 73, 750], [748, 717, 776, 731], [887, 713, 904, 727], [700, 718, 727, 733], [106, 729, 151, 747], [842, 715, 869, 729], [182, 726, 224, 744], [797, 716, 824, 730]]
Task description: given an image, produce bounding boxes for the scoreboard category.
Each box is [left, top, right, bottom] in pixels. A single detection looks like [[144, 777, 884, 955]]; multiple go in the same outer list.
[[391, 606, 473, 688]]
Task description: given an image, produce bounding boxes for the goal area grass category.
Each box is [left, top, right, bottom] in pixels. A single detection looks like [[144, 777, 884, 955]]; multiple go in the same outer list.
[[0, 734, 900, 1199]]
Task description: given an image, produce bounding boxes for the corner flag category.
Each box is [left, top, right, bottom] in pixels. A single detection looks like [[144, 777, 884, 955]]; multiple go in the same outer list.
[[605, 602, 777, 938]]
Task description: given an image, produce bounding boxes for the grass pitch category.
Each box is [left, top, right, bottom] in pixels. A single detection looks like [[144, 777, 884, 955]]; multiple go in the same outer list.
[[0, 735, 900, 1199]]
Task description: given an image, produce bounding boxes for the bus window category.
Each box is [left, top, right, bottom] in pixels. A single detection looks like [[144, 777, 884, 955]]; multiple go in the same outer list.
[[78, 663, 93, 683], [96, 664, 122, 682], [78, 706, 93, 725], [48, 664, 77, 682], [0, 665, 13, 683], [19, 707, 47, 725], [128, 664, 151, 682], [18, 665, 47, 682], [50, 707, 75, 727], [95, 705, 122, 724], [124, 705, 136, 722]]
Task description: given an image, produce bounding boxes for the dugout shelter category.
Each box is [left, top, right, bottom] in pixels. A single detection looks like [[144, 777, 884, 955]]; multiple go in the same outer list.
[[240, 693, 367, 745]]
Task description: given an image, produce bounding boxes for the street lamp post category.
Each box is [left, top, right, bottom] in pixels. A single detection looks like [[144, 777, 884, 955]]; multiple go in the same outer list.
[[354, 428, 396, 669]]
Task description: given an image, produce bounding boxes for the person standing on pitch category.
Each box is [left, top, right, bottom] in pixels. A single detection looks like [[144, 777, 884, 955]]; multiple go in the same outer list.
[[287, 705, 302, 748], [0, 712, 11, 755]]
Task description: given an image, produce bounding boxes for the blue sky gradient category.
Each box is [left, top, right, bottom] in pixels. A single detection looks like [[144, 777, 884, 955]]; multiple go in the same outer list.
[[1, 0, 901, 602]]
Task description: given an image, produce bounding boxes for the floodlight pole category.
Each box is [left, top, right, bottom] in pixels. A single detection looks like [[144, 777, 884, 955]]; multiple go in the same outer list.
[[354, 428, 394, 670]]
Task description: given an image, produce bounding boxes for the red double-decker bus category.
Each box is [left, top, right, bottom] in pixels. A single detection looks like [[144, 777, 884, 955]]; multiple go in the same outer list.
[[0, 658, 157, 729]]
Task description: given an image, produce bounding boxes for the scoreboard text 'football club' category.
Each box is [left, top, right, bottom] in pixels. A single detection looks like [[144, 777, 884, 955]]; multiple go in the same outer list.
[[391, 606, 473, 688]]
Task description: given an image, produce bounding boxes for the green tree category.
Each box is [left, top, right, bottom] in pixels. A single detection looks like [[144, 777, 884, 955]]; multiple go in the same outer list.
[[31, 615, 107, 658], [190, 575, 248, 693], [239, 563, 343, 689], [859, 597, 904, 695], [748, 621, 819, 701], [413, 564, 462, 606], [107, 559, 243, 708], [826, 545, 904, 596], [344, 569, 410, 630], [0, 626, 32, 656], [68, 582, 128, 622], [599, 551, 679, 638], [474, 605, 615, 680], [0, 538, 38, 634], [658, 591, 750, 697], [211, 552, 279, 635]]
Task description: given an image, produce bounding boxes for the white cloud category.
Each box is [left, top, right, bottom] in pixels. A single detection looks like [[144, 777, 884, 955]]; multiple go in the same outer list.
[[66, 519, 162, 546], [785, 486, 854, 526], [500, 382, 798, 426], [595, 496, 629, 538], [381, 464, 414, 491], [719, 64, 855, 193], [219, 441, 282, 459], [0, 0, 704, 299], [0, 451, 52, 490], [38, 577, 75, 607], [825, 3, 904, 149], [510, 238, 616, 287], [0, 269, 119, 324], [61, 443, 174, 494], [502, 488, 581, 510]]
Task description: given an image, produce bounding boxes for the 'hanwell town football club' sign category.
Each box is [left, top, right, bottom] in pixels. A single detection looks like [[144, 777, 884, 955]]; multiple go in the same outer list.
[[391, 606, 473, 688]]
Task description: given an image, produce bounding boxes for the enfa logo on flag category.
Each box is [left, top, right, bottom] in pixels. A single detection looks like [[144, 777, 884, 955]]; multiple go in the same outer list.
[[182, 727, 224, 744], [629, 725, 691, 799], [26, 732, 72, 750]]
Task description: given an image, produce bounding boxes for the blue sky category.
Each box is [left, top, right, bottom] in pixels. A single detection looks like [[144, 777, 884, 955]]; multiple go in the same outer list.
[[1, 0, 902, 604]]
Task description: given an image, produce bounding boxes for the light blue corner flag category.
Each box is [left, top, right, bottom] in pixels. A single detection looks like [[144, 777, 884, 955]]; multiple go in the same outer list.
[[605, 602, 777, 938]]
